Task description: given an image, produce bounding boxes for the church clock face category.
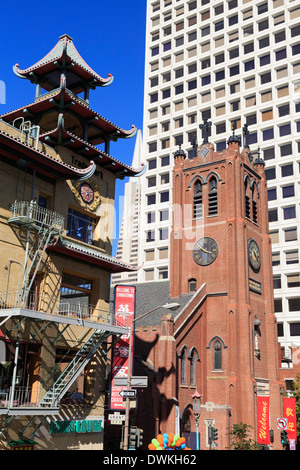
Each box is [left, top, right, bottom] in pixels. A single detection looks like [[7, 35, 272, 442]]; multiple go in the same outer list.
[[192, 237, 218, 266], [248, 239, 261, 271]]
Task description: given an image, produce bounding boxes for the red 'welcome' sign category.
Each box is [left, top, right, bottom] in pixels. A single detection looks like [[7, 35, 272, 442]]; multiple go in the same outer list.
[[257, 396, 270, 445], [110, 285, 136, 410]]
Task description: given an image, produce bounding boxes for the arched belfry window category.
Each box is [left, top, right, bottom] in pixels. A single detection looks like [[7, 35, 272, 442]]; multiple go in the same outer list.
[[252, 182, 259, 224], [213, 340, 222, 370], [245, 177, 251, 220], [244, 176, 259, 224], [193, 180, 203, 218], [208, 176, 218, 215]]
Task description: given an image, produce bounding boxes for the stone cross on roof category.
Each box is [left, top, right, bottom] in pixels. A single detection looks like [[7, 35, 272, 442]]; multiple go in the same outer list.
[[199, 118, 212, 145]]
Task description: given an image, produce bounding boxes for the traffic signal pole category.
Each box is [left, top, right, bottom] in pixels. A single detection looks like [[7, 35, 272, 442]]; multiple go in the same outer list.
[[123, 316, 134, 451]]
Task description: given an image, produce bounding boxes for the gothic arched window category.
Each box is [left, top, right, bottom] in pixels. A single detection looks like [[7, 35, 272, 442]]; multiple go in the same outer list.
[[213, 340, 222, 370], [190, 348, 199, 386], [193, 180, 203, 218], [180, 347, 188, 385], [208, 176, 218, 215]]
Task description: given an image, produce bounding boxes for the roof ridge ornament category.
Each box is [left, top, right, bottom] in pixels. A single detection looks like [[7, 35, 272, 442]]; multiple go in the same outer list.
[[253, 147, 265, 166], [174, 144, 186, 159], [227, 121, 241, 146]]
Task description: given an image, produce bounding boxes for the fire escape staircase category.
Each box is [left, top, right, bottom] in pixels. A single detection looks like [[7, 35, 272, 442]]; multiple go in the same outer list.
[[8, 200, 64, 308], [2, 200, 125, 415], [39, 328, 113, 408]]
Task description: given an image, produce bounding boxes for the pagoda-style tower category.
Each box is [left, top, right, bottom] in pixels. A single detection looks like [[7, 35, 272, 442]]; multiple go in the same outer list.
[[0, 35, 142, 450], [3, 33, 138, 164]]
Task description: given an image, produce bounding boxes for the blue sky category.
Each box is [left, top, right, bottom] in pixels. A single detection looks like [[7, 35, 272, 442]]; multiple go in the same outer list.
[[0, 0, 147, 253]]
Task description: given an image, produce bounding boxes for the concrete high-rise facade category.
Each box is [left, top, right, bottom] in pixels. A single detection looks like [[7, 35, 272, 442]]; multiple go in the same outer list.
[[115, 0, 300, 368]]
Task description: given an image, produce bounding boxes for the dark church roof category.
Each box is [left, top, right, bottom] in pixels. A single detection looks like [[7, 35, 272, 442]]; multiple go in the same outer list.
[[111, 281, 195, 327]]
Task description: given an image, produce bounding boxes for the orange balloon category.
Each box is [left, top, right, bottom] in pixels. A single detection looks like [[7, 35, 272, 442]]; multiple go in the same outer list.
[[157, 434, 164, 445], [148, 443, 156, 450], [175, 437, 184, 447]]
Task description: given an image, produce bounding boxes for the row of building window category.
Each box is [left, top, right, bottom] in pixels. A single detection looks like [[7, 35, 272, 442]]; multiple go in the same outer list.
[[149, 83, 298, 127], [148, 122, 300, 155], [272, 249, 299, 266], [273, 273, 300, 289], [268, 184, 297, 201], [152, 0, 288, 16], [151, 23, 299, 58], [150, 66, 299, 105], [150, 30, 299, 89], [148, 102, 299, 141], [274, 297, 300, 314], [266, 162, 300, 181], [269, 205, 299, 223], [151, 0, 298, 26], [278, 321, 300, 338], [144, 266, 168, 281], [270, 227, 298, 245], [150, 18, 299, 57], [146, 227, 169, 242]]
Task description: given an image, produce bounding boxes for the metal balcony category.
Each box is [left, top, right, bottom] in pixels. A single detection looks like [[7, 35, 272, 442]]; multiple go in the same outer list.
[[0, 290, 127, 331], [8, 200, 64, 232]]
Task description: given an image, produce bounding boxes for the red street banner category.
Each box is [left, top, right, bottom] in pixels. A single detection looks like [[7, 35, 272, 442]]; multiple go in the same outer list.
[[284, 397, 297, 441], [110, 285, 136, 410], [257, 396, 270, 445]]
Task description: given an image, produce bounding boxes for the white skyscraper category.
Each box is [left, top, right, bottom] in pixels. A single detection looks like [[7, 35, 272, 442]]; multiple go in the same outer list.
[[115, 0, 300, 363], [112, 130, 143, 285]]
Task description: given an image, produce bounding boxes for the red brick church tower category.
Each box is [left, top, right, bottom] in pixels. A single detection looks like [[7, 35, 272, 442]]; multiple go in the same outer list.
[[167, 122, 282, 449]]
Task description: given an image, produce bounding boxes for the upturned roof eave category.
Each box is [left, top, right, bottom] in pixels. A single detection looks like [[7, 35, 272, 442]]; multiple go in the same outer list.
[[0, 87, 136, 141], [13, 34, 113, 89], [47, 237, 141, 273], [0, 128, 96, 181], [39, 126, 145, 178]]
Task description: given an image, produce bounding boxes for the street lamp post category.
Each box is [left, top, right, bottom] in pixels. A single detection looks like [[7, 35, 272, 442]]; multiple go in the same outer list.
[[191, 389, 202, 451], [123, 302, 180, 450]]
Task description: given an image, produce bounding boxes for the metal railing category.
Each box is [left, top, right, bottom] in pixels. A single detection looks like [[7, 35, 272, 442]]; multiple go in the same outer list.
[[0, 387, 37, 409], [0, 290, 122, 327], [9, 200, 64, 232]]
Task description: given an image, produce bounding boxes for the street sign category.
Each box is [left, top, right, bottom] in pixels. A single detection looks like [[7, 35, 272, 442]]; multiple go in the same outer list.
[[119, 389, 136, 399], [111, 420, 123, 425], [108, 413, 125, 421], [277, 418, 288, 430], [114, 376, 148, 388]]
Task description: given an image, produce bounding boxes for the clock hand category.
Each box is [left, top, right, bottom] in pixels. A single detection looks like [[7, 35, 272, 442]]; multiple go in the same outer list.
[[200, 247, 212, 254]]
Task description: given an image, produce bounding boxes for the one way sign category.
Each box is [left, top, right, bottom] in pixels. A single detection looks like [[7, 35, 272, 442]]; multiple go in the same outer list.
[[119, 389, 136, 399]]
